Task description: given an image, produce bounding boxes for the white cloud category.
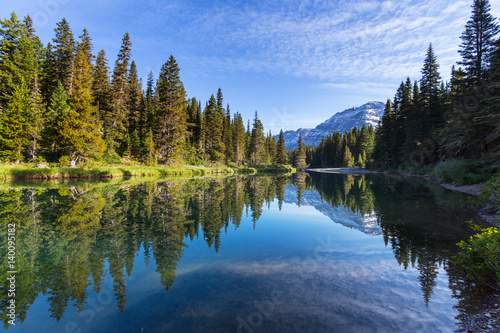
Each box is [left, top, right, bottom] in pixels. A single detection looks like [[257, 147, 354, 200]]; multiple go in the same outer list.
[[174, 0, 473, 85]]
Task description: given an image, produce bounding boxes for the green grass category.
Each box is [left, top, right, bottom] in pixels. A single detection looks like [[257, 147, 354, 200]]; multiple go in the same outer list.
[[0, 163, 295, 182], [429, 159, 494, 185]]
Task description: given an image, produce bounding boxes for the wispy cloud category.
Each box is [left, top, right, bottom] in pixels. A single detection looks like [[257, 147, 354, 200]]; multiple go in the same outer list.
[[152, 0, 475, 85]]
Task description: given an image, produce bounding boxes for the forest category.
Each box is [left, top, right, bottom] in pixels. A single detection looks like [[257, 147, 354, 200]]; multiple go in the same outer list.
[[0, 14, 289, 168], [307, 0, 500, 184]]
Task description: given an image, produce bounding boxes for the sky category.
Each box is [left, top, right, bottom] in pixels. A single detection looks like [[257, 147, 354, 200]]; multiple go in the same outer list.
[[2, 0, 500, 133]]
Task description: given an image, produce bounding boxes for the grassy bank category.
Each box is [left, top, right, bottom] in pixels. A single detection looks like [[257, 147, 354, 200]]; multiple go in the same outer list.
[[377, 159, 497, 186], [0, 163, 296, 181]]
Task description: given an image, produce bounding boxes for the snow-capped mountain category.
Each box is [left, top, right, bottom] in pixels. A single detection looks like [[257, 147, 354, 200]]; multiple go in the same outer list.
[[279, 101, 385, 149], [284, 185, 381, 236]]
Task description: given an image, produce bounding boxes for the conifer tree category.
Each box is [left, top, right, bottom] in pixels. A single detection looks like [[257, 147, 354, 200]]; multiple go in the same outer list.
[[294, 133, 307, 169], [224, 104, 234, 164], [275, 130, 288, 164], [106, 32, 132, 156], [0, 13, 42, 109], [232, 112, 246, 166], [153, 55, 187, 163], [59, 50, 105, 165], [127, 61, 142, 157], [420, 44, 443, 143], [374, 100, 395, 168], [92, 49, 112, 121], [249, 112, 265, 165], [76, 29, 94, 65], [0, 78, 31, 162], [342, 139, 354, 167], [52, 18, 75, 93], [203, 95, 225, 162], [459, 0, 499, 86], [41, 82, 69, 161]]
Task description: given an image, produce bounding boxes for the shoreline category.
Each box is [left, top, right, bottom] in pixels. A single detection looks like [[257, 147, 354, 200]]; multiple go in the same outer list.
[[306, 167, 499, 227], [0, 164, 296, 182]]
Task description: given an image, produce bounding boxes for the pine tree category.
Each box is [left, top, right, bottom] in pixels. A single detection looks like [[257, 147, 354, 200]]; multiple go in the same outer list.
[[275, 129, 288, 164], [0, 78, 31, 162], [203, 95, 225, 162], [420, 44, 443, 143], [106, 32, 131, 156], [41, 82, 69, 161], [59, 50, 105, 164], [52, 18, 75, 93], [358, 124, 374, 167], [294, 133, 307, 169], [232, 112, 246, 166], [374, 100, 395, 168], [76, 28, 94, 65], [0, 13, 43, 109], [92, 49, 112, 122], [342, 139, 354, 167], [153, 55, 187, 163], [127, 61, 142, 157], [249, 112, 265, 165], [459, 0, 499, 87], [224, 104, 233, 164]]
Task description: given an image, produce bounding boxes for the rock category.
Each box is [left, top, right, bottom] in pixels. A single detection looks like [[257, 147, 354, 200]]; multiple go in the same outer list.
[[34, 163, 50, 168]]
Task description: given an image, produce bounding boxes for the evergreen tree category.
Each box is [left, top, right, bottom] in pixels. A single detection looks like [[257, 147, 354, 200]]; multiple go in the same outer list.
[[76, 29, 93, 65], [203, 95, 225, 162], [153, 55, 187, 163], [249, 112, 265, 165], [52, 18, 75, 93], [232, 112, 246, 166], [458, 0, 499, 86], [0, 78, 31, 162], [127, 61, 142, 157], [41, 82, 69, 161], [224, 104, 233, 164], [275, 130, 288, 164], [0, 13, 43, 109], [420, 44, 443, 146], [92, 49, 112, 122], [374, 100, 395, 168], [294, 133, 307, 169], [59, 50, 105, 164], [106, 32, 132, 156]]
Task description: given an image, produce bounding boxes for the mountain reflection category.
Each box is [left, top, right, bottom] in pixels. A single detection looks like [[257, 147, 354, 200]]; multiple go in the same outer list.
[[0, 173, 489, 329]]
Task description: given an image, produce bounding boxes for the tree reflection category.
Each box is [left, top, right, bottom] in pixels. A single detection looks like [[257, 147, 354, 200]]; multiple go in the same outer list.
[[0, 173, 490, 328], [0, 175, 290, 327]]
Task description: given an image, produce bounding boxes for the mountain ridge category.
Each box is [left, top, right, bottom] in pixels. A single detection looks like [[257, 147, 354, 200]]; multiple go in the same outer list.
[[279, 101, 385, 149]]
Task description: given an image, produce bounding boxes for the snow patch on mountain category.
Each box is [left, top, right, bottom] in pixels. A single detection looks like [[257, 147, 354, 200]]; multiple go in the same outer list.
[[284, 185, 381, 236], [279, 101, 385, 149]]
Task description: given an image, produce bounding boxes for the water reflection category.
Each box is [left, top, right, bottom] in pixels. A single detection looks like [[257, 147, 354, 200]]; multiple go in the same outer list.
[[0, 173, 490, 331]]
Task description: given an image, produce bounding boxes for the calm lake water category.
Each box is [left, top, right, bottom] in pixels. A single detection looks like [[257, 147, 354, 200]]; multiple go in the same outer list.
[[0, 173, 491, 332]]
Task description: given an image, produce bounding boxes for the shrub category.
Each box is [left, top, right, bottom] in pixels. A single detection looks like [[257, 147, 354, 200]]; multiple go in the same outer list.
[[455, 224, 500, 290], [480, 174, 500, 205], [58, 156, 70, 167]]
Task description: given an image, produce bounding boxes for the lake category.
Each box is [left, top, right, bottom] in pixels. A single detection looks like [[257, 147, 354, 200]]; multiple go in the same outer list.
[[0, 172, 491, 332]]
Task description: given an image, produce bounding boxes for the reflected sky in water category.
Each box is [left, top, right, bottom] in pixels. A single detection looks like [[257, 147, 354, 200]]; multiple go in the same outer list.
[[0, 173, 488, 332]]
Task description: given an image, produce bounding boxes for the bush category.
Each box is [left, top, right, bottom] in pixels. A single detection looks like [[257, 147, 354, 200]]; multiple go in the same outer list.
[[455, 224, 500, 290], [58, 156, 70, 167], [481, 174, 500, 205], [101, 151, 122, 164], [429, 159, 493, 185]]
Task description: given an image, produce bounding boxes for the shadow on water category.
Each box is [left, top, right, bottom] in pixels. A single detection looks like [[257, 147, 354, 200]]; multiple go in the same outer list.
[[0, 173, 493, 331]]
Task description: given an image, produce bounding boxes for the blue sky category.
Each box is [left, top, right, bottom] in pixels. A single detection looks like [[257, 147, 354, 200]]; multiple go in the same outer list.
[[3, 0, 500, 133]]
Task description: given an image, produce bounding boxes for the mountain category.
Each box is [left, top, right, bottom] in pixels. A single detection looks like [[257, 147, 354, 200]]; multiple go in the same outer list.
[[284, 185, 381, 236], [279, 101, 385, 149]]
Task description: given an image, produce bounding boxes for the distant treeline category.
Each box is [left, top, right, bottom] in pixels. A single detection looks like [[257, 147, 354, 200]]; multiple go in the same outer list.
[[0, 14, 289, 167], [308, 0, 499, 174]]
